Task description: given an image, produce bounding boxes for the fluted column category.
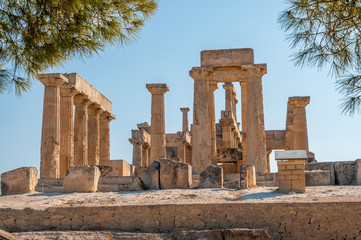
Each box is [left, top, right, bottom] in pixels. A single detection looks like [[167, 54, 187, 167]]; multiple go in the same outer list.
[[146, 84, 169, 162], [74, 94, 91, 166], [99, 112, 115, 165], [38, 73, 68, 179], [209, 81, 218, 165], [59, 87, 78, 177], [142, 144, 150, 167], [286, 97, 310, 151], [130, 141, 143, 166], [190, 68, 212, 174], [88, 104, 102, 165], [223, 83, 234, 116], [180, 108, 190, 133], [240, 68, 267, 174]]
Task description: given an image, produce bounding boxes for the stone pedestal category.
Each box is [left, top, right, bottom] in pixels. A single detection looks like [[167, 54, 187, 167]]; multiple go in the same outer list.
[[59, 88, 78, 177], [88, 104, 102, 165], [286, 97, 310, 151], [99, 112, 115, 165], [38, 73, 68, 178], [146, 84, 169, 162], [74, 94, 91, 166]]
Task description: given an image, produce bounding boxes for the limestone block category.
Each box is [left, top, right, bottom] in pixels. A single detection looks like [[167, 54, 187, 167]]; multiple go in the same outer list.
[[305, 162, 335, 185], [240, 165, 248, 189], [275, 150, 307, 160], [1, 167, 38, 195], [106, 160, 131, 177], [96, 165, 112, 177], [305, 170, 331, 186], [247, 165, 257, 188], [133, 166, 147, 177], [334, 161, 355, 185], [355, 159, 361, 185], [220, 163, 238, 174], [199, 165, 223, 188], [158, 159, 192, 189], [201, 48, 254, 67], [132, 161, 160, 190], [63, 166, 101, 192]]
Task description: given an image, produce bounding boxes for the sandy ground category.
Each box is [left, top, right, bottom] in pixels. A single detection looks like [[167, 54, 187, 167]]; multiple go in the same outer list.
[[1, 186, 361, 210]]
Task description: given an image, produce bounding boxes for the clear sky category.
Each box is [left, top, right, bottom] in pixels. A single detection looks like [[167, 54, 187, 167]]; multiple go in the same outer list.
[[1, 1, 361, 176]]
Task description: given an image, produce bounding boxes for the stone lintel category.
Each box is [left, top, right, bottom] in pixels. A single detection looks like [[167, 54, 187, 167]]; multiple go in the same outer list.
[[190, 64, 267, 82], [38, 73, 68, 86], [180, 107, 190, 113], [288, 96, 310, 108], [64, 73, 112, 113], [275, 150, 308, 160], [201, 48, 254, 67], [146, 83, 169, 95]]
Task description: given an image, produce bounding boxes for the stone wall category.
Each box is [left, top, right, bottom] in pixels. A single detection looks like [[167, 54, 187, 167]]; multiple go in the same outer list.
[[1, 202, 361, 239]]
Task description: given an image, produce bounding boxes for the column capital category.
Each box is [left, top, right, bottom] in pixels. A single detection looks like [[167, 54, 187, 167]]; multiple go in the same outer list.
[[38, 73, 68, 87], [146, 84, 169, 95], [180, 107, 190, 113], [189, 67, 213, 80], [209, 80, 218, 92], [242, 67, 267, 81], [99, 111, 116, 122], [74, 94, 91, 107], [223, 82, 234, 90], [288, 96, 310, 108], [60, 87, 78, 97], [88, 103, 103, 115]]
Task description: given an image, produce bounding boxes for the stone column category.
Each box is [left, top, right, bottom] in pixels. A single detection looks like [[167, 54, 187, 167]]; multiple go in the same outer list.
[[180, 108, 190, 133], [190, 68, 212, 174], [286, 97, 310, 151], [59, 87, 78, 178], [177, 140, 186, 163], [223, 83, 234, 116], [146, 84, 169, 162], [266, 150, 272, 174], [142, 144, 150, 167], [130, 141, 143, 166], [240, 81, 248, 163], [241, 68, 267, 174], [220, 114, 233, 148], [99, 112, 115, 165], [88, 104, 102, 165], [74, 94, 91, 166], [209, 81, 218, 165], [38, 73, 68, 179]]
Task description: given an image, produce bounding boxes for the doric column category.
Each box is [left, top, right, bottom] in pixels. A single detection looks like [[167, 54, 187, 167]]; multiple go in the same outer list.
[[286, 97, 310, 151], [177, 140, 186, 163], [88, 104, 102, 165], [180, 108, 190, 133], [223, 83, 234, 116], [59, 87, 78, 178], [190, 68, 212, 174], [74, 94, 91, 166], [240, 81, 248, 163], [38, 73, 68, 179], [209, 80, 218, 165], [240, 68, 268, 174], [142, 144, 150, 167], [99, 112, 115, 165], [220, 115, 233, 148], [130, 141, 143, 166], [146, 84, 169, 162]]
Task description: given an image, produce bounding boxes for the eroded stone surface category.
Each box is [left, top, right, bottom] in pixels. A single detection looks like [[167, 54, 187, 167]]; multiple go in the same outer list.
[[199, 165, 223, 188], [334, 161, 355, 185], [305, 170, 331, 186], [1, 167, 38, 195], [158, 159, 192, 189], [63, 166, 101, 192]]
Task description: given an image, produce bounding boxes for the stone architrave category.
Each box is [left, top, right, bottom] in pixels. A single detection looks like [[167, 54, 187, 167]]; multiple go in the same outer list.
[[146, 84, 169, 162], [88, 104, 103, 165], [180, 108, 190, 133], [99, 112, 115, 165], [59, 87, 78, 178], [286, 97, 310, 151], [74, 94, 91, 166], [190, 69, 212, 174], [38, 73, 68, 178], [240, 68, 268, 174]]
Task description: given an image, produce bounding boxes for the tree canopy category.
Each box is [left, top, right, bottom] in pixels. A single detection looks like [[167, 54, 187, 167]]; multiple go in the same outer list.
[[0, 0, 157, 95], [279, 0, 361, 115]]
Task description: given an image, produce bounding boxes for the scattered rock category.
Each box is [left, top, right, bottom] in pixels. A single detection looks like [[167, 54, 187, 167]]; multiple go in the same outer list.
[[63, 166, 101, 193], [199, 165, 223, 188], [1, 167, 38, 195]]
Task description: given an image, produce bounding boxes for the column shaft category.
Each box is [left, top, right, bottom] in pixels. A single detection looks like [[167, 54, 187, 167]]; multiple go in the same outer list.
[[209, 81, 218, 165], [88, 106, 102, 165], [74, 96, 90, 166], [99, 113, 112, 165], [131, 143, 142, 166], [177, 141, 186, 163]]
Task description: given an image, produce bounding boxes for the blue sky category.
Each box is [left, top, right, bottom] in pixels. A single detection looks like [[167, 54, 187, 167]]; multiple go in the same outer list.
[[1, 1, 360, 176]]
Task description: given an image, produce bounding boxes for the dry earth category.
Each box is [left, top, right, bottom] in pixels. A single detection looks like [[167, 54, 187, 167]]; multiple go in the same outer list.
[[1, 186, 361, 210]]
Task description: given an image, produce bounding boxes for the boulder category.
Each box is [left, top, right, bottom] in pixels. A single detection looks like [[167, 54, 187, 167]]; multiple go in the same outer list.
[[158, 159, 192, 189], [63, 166, 101, 192], [133, 159, 192, 190], [199, 165, 223, 188], [1, 167, 38, 195], [334, 161, 355, 185], [305, 170, 331, 186]]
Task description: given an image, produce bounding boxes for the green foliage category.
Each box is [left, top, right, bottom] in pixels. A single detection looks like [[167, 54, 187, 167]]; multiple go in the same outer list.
[[279, 0, 361, 115], [0, 0, 157, 95]]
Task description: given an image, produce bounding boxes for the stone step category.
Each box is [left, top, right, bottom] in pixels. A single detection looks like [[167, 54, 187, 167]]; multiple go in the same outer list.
[[99, 176, 134, 185], [98, 183, 135, 192], [38, 178, 64, 187], [256, 180, 276, 187]]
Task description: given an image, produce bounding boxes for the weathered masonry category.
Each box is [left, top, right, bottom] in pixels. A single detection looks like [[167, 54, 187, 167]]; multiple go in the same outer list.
[[38, 73, 116, 179]]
